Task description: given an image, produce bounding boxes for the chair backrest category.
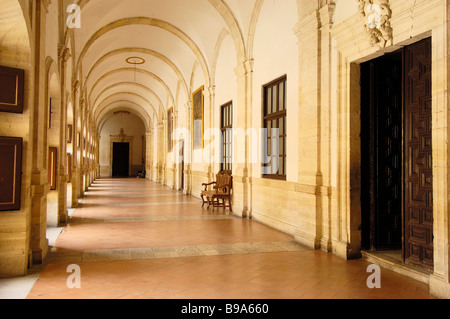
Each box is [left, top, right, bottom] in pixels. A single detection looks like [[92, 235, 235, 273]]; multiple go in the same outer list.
[[216, 171, 232, 191]]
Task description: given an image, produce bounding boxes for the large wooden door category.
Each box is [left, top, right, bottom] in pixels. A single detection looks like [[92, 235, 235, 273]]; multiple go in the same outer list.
[[361, 52, 403, 250], [404, 38, 433, 271], [361, 38, 433, 271]]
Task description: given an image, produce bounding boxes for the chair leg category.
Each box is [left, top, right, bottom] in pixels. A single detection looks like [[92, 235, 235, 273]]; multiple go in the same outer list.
[[201, 194, 205, 207]]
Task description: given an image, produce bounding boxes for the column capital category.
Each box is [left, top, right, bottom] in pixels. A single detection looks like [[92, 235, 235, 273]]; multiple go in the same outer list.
[[58, 45, 71, 64], [41, 0, 51, 13], [208, 86, 216, 97], [318, 3, 336, 29], [234, 60, 254, 78], [72, 79, 80, 94]]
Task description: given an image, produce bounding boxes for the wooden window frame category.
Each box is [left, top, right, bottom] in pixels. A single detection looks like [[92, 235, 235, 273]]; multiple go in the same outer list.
[[221, 101, 233, 173], [262, 75, 287, 181]]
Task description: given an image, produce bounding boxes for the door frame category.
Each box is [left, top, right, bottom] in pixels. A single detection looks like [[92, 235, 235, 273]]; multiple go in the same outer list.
[[112, 142, 130, 177], [358, 37, 434, 271], [109, 136, 133, 177]]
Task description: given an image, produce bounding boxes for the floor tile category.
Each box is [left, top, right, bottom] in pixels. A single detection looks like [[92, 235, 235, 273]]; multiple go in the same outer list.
[[14, 178, 436, 300]]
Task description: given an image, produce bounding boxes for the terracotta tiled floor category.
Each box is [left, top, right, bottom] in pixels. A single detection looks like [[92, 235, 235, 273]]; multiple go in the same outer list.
[[26, 178, 435, 299]]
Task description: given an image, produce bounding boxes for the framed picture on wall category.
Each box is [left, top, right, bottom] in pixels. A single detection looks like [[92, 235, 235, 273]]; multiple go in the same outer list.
[[192, 86, 204, 150], [167, 107, 174, 152], [0, 137, 23, 211], [67, 153, 72, 183], [77, 133, 80, 148], [48, 147, 57, 191], [0, 66, 24, 114], [67, 125, 73, 144]]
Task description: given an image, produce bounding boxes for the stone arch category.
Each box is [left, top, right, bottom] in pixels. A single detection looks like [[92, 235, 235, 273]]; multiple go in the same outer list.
[[97, 105, 151, 133], [45, 57, 63, 228], [94, 92, 159, 123], [246, 0, 264, 61], [76, 0, 247, 72], [84, 48, 187, 104], [45, 58, 62, 152], [0, 0, 32, 61], [92, 82, 166, 116], [189, 61, 201, 95], [206, 0, 247, 64], [75, 17, 211, 89], [88, 68, 176, 110], [211, 28, 231, 86]]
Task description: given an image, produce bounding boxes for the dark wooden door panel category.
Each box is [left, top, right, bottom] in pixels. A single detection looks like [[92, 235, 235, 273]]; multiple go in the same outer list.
[[404, 37, 433, 271], [361, 53, 403, 250], [0, 137, 23, 211], [375, 57, 403, 249]]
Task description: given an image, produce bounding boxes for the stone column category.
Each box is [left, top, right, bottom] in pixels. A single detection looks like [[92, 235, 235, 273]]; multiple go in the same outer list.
[[145, 129, 153, 180], [185, 102, 193, 195], [156, 121, 164, 184], [429, 10, 450, 298], [172, 110, 178, 189], [71, 79, 80, 207], [56, 45, 71, 226], [293, 3, 336, 252], [77, 97, 86, 198], [233, 60, 254, 218], [205, 86, 215, 181], [29, 0, 51, 266]]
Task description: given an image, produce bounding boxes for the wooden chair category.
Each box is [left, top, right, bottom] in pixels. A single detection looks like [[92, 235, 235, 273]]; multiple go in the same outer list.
[[200, 171, 233, 212]]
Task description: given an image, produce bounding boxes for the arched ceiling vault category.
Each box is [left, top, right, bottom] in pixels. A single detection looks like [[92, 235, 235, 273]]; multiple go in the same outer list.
[[75, 17, 211, 90], [98, 104, 151, 133], [84, 48, 187, 101], [66, 0, 261, 133], [94, 92, 158, 124], [92, 82, 165, 114]]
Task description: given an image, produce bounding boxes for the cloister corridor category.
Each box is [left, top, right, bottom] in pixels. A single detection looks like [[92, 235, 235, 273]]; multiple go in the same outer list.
[[0, 178, 432, 300]]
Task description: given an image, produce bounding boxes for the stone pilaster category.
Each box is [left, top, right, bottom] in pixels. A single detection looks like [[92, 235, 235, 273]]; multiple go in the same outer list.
[[29, 0, 51, 266], [56, 44, 71, 226], [293, 3, 336, 252], [233, 59, 254, 219]]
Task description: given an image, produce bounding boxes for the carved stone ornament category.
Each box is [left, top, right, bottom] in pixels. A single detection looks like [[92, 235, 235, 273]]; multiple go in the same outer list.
[[118, 128, 126, 142], [358, 0, 393, 48]]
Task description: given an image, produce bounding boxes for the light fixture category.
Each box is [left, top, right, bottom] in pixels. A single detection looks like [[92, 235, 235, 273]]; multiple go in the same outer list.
[[126, 56, 145, 82]]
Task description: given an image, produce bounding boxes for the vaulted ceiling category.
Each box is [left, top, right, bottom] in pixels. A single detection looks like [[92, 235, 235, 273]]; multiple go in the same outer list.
[[63, 0, 263, 131]]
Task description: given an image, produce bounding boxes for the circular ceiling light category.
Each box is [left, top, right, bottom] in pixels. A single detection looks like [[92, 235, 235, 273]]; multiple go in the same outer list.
[[126, 57, 146, 65]]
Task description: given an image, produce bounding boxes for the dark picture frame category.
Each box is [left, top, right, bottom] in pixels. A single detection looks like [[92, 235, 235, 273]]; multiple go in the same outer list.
[[48, 147, 57, 191], [0, 137, 23, 211], [167, 107, 174, 152], [67, 124, 73, 144], [192, 86, 204, 150], [0, 66, 25, 114]]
